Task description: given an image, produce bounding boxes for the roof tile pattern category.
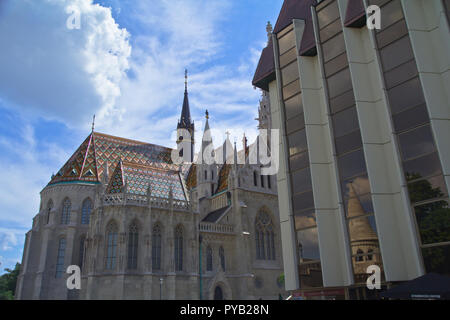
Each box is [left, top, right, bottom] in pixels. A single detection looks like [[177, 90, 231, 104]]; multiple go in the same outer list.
[[49, 132, 176, 185]]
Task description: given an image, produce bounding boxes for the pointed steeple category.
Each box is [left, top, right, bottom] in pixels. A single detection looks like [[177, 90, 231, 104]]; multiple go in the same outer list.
[[178, 69, 193, 130], [201, 109, 212, 153]]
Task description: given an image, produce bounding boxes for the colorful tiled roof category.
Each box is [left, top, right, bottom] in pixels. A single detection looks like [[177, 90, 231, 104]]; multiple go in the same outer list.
[[106, 161, 186, 200], [49, 132, 176, 185], [215, 164, 231, 194], [185, 164, 197, 191]]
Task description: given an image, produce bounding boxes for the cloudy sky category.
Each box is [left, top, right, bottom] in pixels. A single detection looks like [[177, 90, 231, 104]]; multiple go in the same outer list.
[[0, 0, 282, 273]]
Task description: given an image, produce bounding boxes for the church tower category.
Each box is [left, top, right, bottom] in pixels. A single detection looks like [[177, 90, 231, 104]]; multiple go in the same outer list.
[[177, 69, 195, 163], [197, 110, 217, 198]]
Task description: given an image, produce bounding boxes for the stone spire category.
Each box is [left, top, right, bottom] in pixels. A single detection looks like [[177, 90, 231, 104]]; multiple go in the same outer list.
[[177, 69, 193, 130]]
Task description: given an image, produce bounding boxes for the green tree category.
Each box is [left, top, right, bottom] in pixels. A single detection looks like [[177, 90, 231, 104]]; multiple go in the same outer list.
[[0, 263, 21, 300]]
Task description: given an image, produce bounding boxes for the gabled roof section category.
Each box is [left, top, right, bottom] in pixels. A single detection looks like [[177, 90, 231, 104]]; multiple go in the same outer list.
[[344, 0, 366, 28], [252, 38, 275, 91], [215, 164, 231, 194], [106, 161, 125, 194], [252, 0, 318, 90], [186, 164, 197, 191], [48, 131, 176, 186]]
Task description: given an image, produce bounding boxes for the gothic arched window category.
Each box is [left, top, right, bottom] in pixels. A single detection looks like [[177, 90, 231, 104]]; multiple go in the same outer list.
[[55, 238, 66, 278], [174, 225, 183, 271], [46, 200, 53, 225], [152, 224, 162, 270], [255, 211, 276, 260], [219, 246, 225, 271], [206, 246, 213, 271], [81, 198, 92, 225], [61, 198, 71, 225], [128, 222, 138, 270], [106, 222, 118, 270]]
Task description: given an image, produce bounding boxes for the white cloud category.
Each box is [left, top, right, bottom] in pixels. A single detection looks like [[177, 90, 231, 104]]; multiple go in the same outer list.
[[0, 0, 131, 128]]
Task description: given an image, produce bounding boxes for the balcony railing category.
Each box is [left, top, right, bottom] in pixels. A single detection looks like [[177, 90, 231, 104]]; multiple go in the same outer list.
[[102, 193, 190, 211], [199, 222, 234, 234]]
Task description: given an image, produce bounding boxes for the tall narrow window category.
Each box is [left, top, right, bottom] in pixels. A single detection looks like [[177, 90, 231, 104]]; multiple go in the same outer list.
[[46, 200, 53, 225], [152, 224, 162, 270], [81, 198, 92, 225], [61, 198, 71, 225], [219, 246, 225, 271], [253, 171, 258, 186], [106, 222, 118, 270], [174, 226, 183, 271], [206, 246, 213, 271], [55, 238, 66, 278], [128, 223, 138, 270], [79, 237, 85, 271], [261, 175, 265, 188], [205, 170, 208, 180], [255, 211, 275, 260], [268, 175, 271, 189]]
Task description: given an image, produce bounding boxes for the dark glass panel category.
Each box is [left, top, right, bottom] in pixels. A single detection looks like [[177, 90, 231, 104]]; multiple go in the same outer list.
[[335, 130, 362, 155], [294, 209, 317, 230], [319, 18, 342, 42], [421, 245, 450, 275], [278, 30, 295, 55], [376, 19, 408, 49], [344, 194, 374, 217], [380, 36, 414, 71], [327, 67, 352, 98], [379, 0, 404, 30], [408, 175, 448, 203], [282, 61, 299, 86], [286, 113, 305, 135], [288, 129, 308, 156], [289, 151, 310, 172], [388, 77, 426, 115], [284, 94, 303, 120], [384, 59, 418, 89], [398, 125, 435, 160], [338, 149, 367, 180], [322, 33, 346, 62], [403, 152, 442, 180], [292, 191, 315, 213], [317, 1, 340, 29], [329, 89, 355, 114], [341, 175, 371, 199], [332, 106, 359, 138], [292, 167, 313, 195], [414, 200, 450, 245], [324, 52, 348, 77], [392, 103, 429, 133], [283, 79, 301, 100], [280, 47, 298, 68]]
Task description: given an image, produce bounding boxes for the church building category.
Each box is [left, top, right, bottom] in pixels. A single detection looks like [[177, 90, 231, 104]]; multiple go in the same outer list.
[[15, 74, 285, 300]]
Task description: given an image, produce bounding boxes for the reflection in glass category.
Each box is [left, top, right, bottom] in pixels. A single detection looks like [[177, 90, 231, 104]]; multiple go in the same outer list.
[[296, 228, 323, 288], [422, 245, 450, 275], [414, 201, 450, 245]]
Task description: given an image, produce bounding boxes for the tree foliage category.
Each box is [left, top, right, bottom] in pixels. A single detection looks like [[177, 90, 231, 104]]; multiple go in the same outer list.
[[0, 263, 21, 300]]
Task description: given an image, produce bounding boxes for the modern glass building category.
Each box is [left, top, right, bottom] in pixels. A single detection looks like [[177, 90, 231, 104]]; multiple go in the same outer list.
[[253, 0, 450, 299]]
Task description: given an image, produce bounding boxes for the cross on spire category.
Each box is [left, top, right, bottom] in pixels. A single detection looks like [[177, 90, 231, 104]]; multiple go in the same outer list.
[[185, 69, 188, 92], [92, 114, 95, 132]]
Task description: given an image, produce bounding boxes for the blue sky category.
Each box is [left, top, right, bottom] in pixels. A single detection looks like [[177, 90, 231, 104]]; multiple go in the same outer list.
[[0, 0, 283, 274]]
